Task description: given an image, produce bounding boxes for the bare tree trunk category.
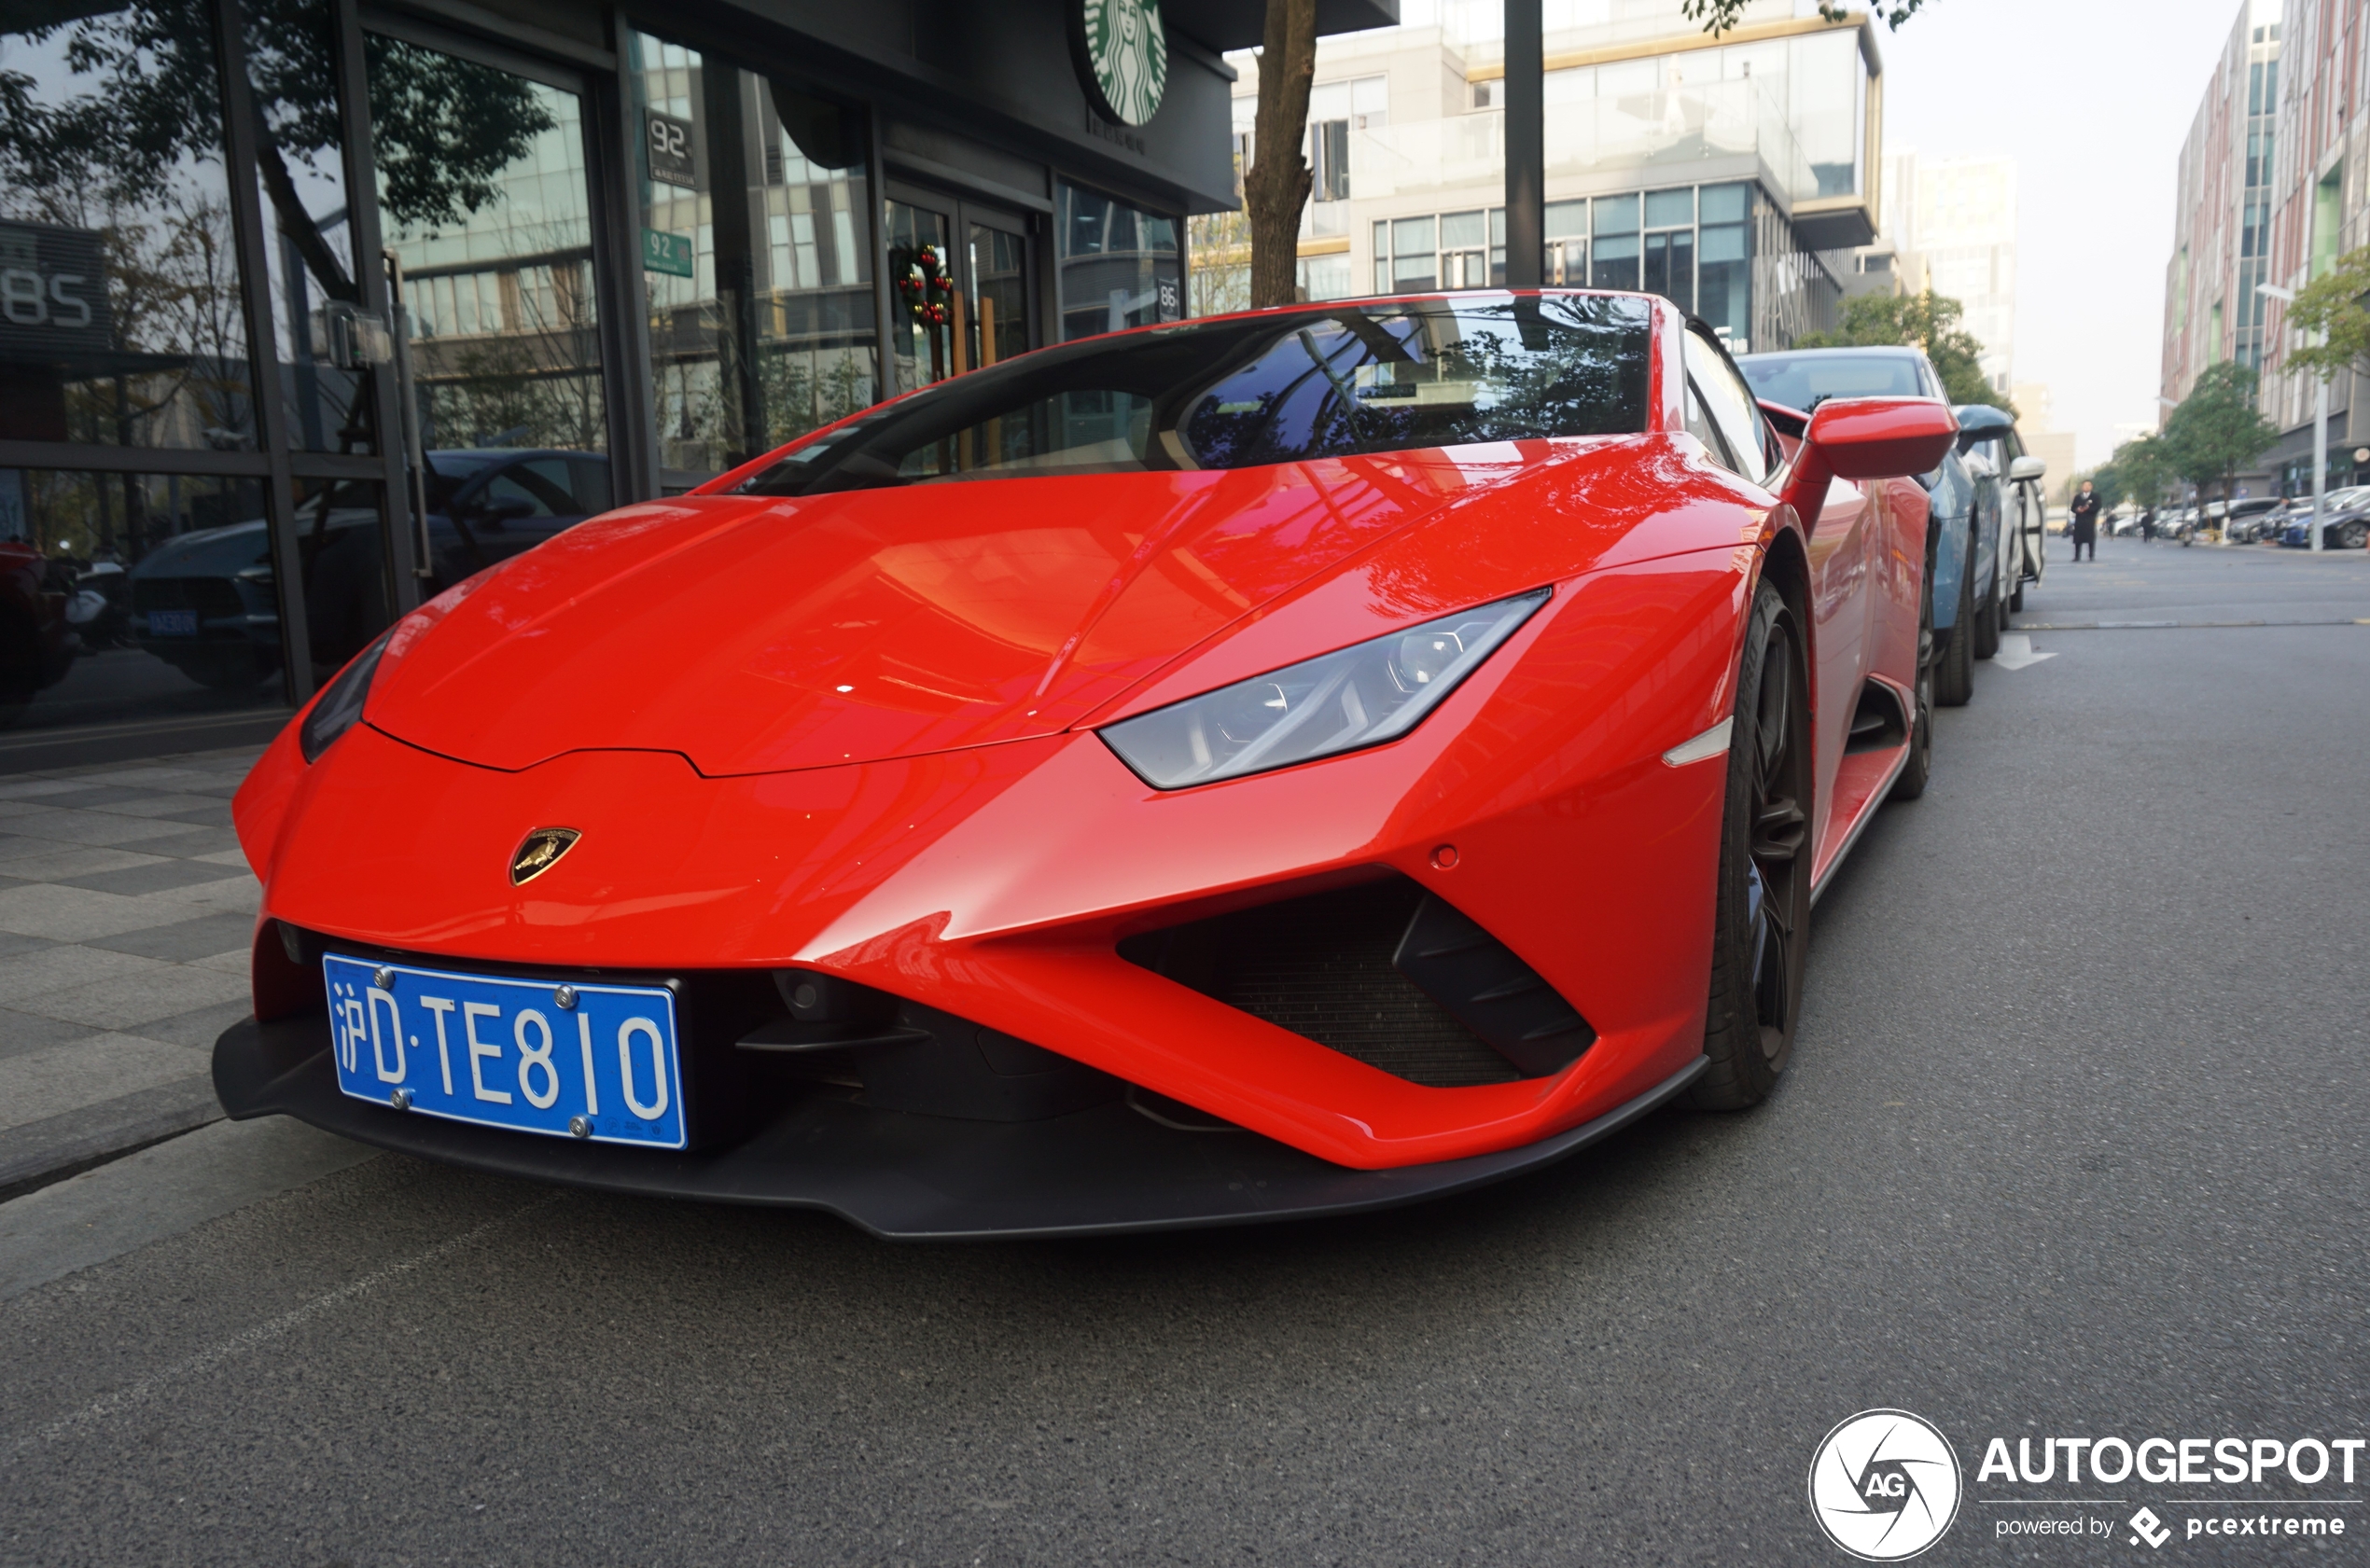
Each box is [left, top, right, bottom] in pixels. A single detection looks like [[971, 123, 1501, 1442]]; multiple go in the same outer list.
[[1246, 0, 1316, 309]]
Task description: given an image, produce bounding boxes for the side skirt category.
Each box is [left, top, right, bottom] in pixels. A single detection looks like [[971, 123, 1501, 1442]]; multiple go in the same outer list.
[[1808, 730, 1912, 909]]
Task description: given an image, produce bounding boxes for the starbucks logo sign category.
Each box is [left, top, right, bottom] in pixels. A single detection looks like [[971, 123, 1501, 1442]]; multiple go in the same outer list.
[[1073, 0, 1167, 127]]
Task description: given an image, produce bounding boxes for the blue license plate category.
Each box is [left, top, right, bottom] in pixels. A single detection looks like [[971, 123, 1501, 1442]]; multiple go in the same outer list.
[[324, 954, 686, 1149], [148, 609, 198, 637]]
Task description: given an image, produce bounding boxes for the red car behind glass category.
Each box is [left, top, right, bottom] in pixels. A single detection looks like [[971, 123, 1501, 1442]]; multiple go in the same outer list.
[[0, 539, 77, 726]]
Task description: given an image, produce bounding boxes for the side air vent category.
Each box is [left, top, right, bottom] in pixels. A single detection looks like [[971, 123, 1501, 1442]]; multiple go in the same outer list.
[[1118, 874, 1595, 1088], [1846, 679, 1909, 754]]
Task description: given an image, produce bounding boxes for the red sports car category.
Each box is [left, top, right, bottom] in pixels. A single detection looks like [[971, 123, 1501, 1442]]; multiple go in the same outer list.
[[216, 292, 1957, 1238]]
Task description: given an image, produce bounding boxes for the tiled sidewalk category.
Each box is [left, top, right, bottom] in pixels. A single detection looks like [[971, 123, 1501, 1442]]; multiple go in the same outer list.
[[0, 746, 267, 1198]]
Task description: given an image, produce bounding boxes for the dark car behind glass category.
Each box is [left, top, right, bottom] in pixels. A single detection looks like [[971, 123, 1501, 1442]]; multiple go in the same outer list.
[[127, 450, 611, 689]]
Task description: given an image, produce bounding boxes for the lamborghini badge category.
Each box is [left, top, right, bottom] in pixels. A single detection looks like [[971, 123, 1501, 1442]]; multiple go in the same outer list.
[[509, 827, 581, 885]]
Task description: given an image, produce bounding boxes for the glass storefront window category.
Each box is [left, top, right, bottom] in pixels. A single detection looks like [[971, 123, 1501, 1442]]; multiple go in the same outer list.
[[629, 33, 878, 485], [244, 0, 373, 455], [0, 2, 258, 451], [0, 468, 285, 731], [372, 37, 606, 464], [1055, 184, 1180, 340], [885, 200, 955, 390]]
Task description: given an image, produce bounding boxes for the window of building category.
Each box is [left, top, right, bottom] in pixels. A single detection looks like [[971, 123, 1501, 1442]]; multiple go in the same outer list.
[[1643, 187, 1694, 313], [1592, 193, 1640, 290], [1305, 76, 1386, 204], [1058, 184, 1182, 339], [1390, 215, 1438, 291], [1297, 253, 1355, 301], [1787, 30, 1865, 200], [1545, 200, 1589, 286], [1471, 78, 1500, 110], [2312, 164, 2343, 280], [628, 33, 876, 487], [1697, 183, 1751, 349], [1373, 208, 1504, 295]]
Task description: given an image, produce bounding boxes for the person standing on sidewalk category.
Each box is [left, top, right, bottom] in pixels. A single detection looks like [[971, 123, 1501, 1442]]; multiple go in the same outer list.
[[2070, 480, 2101, 562]]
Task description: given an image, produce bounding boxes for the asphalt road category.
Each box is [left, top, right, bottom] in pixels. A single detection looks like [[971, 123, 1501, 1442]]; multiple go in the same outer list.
[[3, 536, 2367, 1566]]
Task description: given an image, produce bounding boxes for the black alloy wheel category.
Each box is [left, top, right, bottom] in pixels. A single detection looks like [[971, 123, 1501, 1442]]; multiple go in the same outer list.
[[1692, 579, 1812, 1110], [1933, 527, 1975, 707]]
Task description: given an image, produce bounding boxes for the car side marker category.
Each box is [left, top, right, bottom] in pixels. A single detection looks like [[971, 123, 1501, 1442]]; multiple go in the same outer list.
[[1662, 717, 1733, 768]]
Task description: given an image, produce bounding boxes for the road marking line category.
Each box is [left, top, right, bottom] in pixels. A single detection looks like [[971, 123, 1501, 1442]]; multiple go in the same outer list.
[[1992, 634, 2056, 671], [2013, 619, 2370, 631], [10, 1189, 567, 1452]]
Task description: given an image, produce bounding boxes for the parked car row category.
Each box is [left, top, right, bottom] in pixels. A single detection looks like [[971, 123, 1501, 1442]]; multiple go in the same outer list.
[[1735, 345, 2045, 711], [2130, 490, 2370, 549]]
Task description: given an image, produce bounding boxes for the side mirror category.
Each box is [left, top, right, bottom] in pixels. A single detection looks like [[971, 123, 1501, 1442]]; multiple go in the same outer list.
[[2008, 455, 2047, 482], [476, 494, 536, 524], [1781, 397, 1959, 530], [1952, 403, 2014, 452]]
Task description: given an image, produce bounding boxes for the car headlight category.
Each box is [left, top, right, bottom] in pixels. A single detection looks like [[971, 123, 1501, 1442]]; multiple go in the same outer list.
[[300, 629, 393, 763], [1099, 588, 1549, 789]]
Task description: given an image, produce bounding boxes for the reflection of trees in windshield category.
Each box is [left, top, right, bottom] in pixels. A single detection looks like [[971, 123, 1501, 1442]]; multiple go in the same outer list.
[[1183, 297, 1651, 469]]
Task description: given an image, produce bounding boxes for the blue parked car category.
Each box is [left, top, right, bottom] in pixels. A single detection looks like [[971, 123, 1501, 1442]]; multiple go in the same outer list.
[[128, 449, 611, 689], [1736, 346, 2006, 707]]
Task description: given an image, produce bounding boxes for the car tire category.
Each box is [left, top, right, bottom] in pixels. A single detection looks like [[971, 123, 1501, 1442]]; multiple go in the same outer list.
[[1933, 534, 1975, 707], [1972, 579, 2001, 660], [1690, 579, 1810, 1111], [2008, 577, 2024, 613], [2341, 520, 2368, 550]]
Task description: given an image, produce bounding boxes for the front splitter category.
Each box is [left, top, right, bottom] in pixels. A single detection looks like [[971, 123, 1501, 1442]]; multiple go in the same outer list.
[[214, 1015, 1704, 1240]]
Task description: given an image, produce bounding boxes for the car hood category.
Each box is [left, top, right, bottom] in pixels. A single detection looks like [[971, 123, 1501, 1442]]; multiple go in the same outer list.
[[364, 446, 1589, 776]]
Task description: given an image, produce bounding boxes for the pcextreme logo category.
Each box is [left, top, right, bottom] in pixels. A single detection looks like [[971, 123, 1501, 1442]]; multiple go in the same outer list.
[[1809, 1408, 1965, 1561]]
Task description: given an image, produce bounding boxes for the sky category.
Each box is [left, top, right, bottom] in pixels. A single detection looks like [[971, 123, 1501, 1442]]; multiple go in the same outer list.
[[1874, 0, 2259, 467]]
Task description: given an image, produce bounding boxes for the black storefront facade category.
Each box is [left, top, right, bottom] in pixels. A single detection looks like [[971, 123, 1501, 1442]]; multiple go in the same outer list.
[[0, 0, 1389, 766]]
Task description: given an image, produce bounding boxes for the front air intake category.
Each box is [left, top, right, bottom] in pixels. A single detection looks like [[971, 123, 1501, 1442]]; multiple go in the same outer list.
[[1118, 874, 1595, 1088]]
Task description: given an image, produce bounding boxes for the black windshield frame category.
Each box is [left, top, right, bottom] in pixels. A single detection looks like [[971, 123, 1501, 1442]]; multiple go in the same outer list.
[[733, 292, 1654, 498]]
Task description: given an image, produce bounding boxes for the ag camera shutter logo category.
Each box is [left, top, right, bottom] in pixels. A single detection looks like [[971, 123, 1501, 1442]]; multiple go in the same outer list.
[[1808, 1408, 1963, 1561]]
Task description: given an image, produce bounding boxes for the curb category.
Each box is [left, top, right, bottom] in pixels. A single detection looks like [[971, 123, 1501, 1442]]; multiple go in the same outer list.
[[0, 1078, 227, 1204]]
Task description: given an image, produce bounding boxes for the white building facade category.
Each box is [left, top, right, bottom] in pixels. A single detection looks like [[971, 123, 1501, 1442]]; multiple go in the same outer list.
[[1203, 0, 1887, 355]]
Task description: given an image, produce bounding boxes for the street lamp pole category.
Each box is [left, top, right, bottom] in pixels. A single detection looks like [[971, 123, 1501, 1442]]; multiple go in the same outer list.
[[2259, 282, 2325, 553]]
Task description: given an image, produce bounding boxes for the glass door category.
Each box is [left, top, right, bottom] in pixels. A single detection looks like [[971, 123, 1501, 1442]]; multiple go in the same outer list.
[[885, 187, 1036, 394], [365, 33, 614, 604]]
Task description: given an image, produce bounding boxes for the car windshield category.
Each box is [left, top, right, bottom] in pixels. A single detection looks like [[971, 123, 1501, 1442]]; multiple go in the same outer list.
[[1736, 352, 1927, 411], [736, 293, 1652, 496]]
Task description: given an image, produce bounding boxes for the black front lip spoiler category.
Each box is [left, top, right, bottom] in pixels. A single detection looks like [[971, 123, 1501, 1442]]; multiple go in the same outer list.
[[214, 1015, 1705, 1241]]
